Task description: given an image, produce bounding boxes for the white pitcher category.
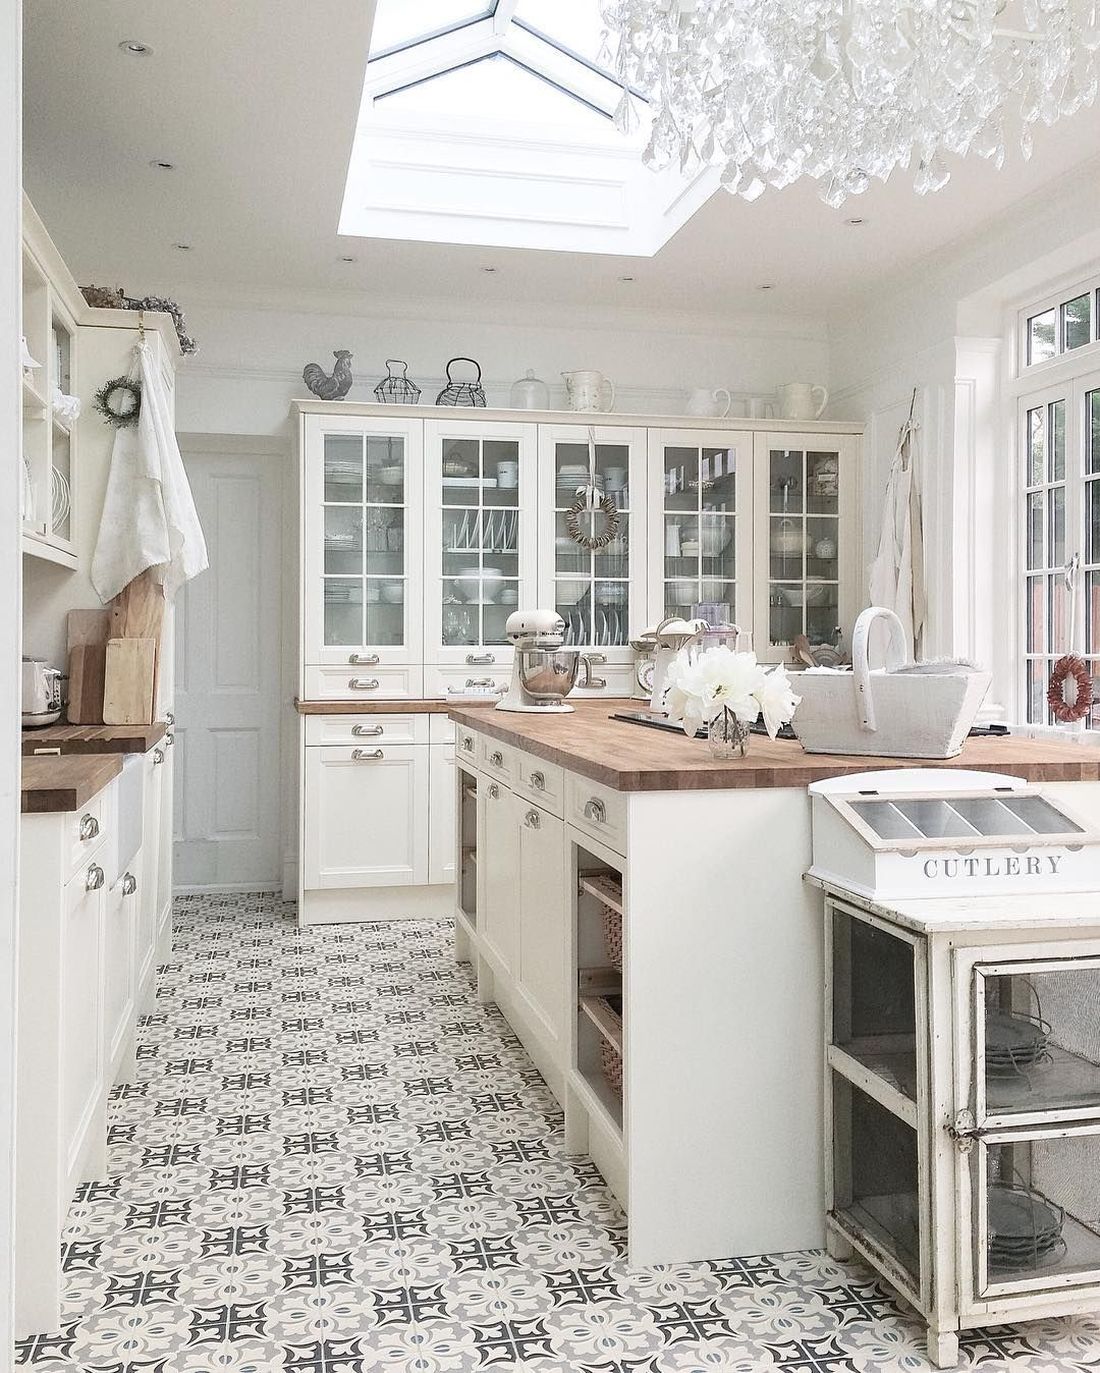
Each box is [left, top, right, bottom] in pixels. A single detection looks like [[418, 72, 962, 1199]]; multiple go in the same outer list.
[[685, 386, 732, 418], [562, 370, 615, 413], [778, 381, 829, 420]]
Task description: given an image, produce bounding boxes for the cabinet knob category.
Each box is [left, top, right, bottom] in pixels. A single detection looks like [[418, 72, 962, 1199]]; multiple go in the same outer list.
[[122, 872, 138, 896], [165, 732, 175, 746], [466, 653, 496, 665], [153, 747, 165, 765], [461, 736, 474, 751], [79, 812, 100, 841], [352, 724, 384, 737], [352, 748, 385, 761], [165, 711, 175, 725], [488, 783, 500, 800], [85, 863, 105, 892], [583, 797, 606, 825], [349, 652, 380, 666], [530, 770, 545, 791], [489, 750, 504, 768], [349, 678, 380, 691], [525, 809, 541, 829]]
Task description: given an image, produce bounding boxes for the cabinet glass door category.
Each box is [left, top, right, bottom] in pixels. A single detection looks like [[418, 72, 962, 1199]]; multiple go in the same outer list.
[[426, 421, 537, 663], [305, 416, 421, 665], [754, 433, 856, 662], [540, 426, 646, 658], [649, 431, 748, 630]]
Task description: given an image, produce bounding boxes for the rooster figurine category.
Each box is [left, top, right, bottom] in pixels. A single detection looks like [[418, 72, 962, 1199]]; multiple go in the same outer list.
[[303, 350, 353, 401]]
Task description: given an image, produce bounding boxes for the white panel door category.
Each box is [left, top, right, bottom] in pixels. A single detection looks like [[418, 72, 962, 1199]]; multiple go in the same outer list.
[[479, 778, 520, 976], [303, 745, 428, 889], [516, 801, 568, 1049], [175, 446, 286, 889]]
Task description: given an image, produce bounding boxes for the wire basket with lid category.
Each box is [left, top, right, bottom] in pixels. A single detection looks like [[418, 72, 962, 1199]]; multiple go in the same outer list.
[[374, 359, 421, 404], [436, 356, 486, 407]]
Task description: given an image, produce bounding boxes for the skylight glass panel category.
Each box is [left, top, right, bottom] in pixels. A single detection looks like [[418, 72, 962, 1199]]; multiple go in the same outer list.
[[370, 0, 493, 56], [514, 0, 612, 64], [377, 54, 611, 128]]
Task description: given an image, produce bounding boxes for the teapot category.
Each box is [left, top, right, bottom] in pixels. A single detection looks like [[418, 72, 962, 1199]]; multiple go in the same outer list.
[[562, 369, 615, 413]]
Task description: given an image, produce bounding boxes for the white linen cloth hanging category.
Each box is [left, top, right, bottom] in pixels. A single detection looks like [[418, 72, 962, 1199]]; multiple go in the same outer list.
[[868, 392, 927, 662], [91, 341, 208, 603]]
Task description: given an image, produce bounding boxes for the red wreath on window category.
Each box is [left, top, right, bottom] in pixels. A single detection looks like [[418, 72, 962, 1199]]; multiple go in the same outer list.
[[1047, 654, 1094, 723]]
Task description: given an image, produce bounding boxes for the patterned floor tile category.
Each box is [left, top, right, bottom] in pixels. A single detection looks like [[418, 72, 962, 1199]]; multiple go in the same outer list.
[[11, 891, 1100, 1372]]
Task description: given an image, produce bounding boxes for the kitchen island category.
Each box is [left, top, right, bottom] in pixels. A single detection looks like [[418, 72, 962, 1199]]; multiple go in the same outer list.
[[448, 701, 1100, 1267]]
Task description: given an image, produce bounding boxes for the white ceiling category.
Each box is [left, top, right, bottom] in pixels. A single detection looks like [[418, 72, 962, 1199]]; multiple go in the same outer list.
[[22, 0, 1100, 322]]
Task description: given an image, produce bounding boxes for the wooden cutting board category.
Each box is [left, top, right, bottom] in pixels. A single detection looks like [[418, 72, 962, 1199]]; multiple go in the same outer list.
[[109, 569, 164, 640], [67, 608, 110, 650], [102, 638, 157, 725], [66, 643, 107, 724]]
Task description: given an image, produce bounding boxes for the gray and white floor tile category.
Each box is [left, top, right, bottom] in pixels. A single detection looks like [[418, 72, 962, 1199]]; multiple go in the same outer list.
[[14, 891, 1100, 1372]]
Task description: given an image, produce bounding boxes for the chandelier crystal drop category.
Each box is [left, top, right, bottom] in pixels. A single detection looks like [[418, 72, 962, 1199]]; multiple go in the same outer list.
[[600, 1, 1100, 206]]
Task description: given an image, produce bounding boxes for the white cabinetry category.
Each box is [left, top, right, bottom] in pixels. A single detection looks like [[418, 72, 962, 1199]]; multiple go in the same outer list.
[[104, 854, 141, 1085], [429, 742, 457, 885], [479, 778, 521, 977], [516, 799, 568, 1055]]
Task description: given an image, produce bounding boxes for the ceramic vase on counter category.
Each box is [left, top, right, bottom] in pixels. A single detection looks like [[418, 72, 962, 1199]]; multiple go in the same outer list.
[[778, 381, 829, 420], [562, 369, 615, 412]]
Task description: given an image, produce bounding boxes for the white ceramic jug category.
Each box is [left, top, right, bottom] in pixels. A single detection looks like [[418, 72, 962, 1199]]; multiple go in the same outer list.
[[778, 381, 829, 420], [685, 386, 732, 418], [562, 370, 615, 413]]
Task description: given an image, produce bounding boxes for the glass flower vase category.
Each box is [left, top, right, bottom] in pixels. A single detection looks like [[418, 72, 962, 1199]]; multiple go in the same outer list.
[[708, 707, 750, 759]]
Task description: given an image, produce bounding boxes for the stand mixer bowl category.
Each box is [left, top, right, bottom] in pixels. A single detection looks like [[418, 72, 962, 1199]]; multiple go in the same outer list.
[[516, 647, 584, 703]]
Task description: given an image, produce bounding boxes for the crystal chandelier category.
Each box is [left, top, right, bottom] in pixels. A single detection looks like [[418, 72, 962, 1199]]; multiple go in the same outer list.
[[600, 1, 1100, 206]]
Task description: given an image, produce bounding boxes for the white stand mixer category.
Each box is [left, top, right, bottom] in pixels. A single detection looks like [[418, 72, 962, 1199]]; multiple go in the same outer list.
[[497, 609, 589, 713]]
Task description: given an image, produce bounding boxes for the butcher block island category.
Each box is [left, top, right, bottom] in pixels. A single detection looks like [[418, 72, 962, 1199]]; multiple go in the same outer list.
[[447, 700, 1100, 1267]]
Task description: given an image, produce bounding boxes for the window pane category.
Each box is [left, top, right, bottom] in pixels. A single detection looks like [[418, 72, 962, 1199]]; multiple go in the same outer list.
[[1028, 308, 1057, 364], [1089, 572, 1100, 655], [1090, 484, 1100, 567], [1050, 575, 1069, 650], [1051, 400, 1066, 481], [1027, 575, 1046, 653], [1049, 485, 1066, 567], [1027, 659, 1048, 724], [1027, 491, 1044, 569], [1063, 292, 1091, 351], [370, 0, 492, 54], [515, 0, 610, 61], [1090, 390, 1100, 473], [1027, 407, 1045, 486]]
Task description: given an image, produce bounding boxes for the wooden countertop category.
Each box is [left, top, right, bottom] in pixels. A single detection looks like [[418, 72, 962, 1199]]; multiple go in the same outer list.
[[22, 754, 123, 813], [448, 702, 1100, 792], [295, 697, 635, 715], [22, 721, 167, 755]]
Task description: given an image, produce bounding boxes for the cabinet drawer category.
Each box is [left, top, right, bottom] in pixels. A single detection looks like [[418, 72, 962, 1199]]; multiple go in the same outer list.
[[67, 787, 111, 880], [479, 736, 514, 783], [566, 773, 626, 855], [302, 664, 424, 701], [516, 753, 564, 817], [429, 714, 456, 744], [425, 664, 510, 701], [304, 714, 429, 746], [456, 725, 479, 764]]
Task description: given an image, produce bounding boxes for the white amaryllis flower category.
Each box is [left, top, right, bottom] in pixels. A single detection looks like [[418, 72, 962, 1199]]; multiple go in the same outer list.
[[663, 645, 800, 740]]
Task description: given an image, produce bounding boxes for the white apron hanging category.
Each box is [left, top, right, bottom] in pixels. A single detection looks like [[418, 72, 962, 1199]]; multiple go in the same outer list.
[[868, 389, 927, 662]]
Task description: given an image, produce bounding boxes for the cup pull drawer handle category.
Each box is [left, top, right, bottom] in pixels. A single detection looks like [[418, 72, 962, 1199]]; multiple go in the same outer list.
[[352, 724, 384, 737], [121, 872, 138, 896], [587, 677, 608, 690], [86, 863, 105, 892], [586, 653, 607, 665], [530, 771, 545, 791], [489, 751, 504, 767], [461, 737, 474, 751], [488, 783, 500, 799], [165, 711, 175, 725], [153, 747, 165, 765], [79, 813, 100, 841], [349, 653, 380, 666], [165, 732, 175, 746], [525, 809, 541, 829], [352, 748, 384, 761], [349, 678, 380, 691], [466, 653, 495, 665], [583, 798, 606, 825]]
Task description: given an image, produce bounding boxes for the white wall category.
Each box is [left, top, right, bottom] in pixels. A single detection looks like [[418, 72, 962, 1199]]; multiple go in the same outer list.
[[172, 292, 830, 437], [827, 157, 1100, 712]]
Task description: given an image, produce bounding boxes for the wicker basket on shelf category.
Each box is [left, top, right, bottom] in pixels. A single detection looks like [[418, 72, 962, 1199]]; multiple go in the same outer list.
[[601, 1038, 623, 1097], [603, 906, 623, 970]]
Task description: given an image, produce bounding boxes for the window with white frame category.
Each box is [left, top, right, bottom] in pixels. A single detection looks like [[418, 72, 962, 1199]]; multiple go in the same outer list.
[[1019, 369, 1100, 725], [1022, 275, 1100, 370]]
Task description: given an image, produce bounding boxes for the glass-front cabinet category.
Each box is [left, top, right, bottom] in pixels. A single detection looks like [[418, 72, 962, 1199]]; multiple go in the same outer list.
[[424, 420, 538, 682], [302, 414, 423, 666], [754, 432, 859, 663], [537, 425, 647, 671], [647, 429, 752, 632]]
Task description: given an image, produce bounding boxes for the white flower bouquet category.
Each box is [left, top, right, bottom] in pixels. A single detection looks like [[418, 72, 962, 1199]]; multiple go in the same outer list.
[[664, 644, 801, 753]]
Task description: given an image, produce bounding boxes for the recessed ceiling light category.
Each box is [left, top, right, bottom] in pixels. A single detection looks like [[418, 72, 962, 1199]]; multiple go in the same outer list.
[[172, 242, 193, 251], [481, 266, 499, 274], [845, 216, 868, 226], [150, 159, 176, 171], [757, 282, 776, 291], [119, 40, 153, 56]]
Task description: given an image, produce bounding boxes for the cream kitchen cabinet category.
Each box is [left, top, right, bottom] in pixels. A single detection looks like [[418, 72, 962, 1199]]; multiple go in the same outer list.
[[138, 743, 164, 1011], [429, 742, 457, 885], [478, 776, 521, 977], [303, 743, 429, 889], [515, 798, 569, 1068], [104, 854, 141, 1086]]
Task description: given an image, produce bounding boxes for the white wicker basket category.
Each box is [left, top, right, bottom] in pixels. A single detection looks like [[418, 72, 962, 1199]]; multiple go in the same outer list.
[[790, 607, 992, 759]]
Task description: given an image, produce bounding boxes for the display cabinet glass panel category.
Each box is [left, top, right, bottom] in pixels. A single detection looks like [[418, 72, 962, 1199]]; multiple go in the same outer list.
[[974, 1127, 1100, 1295], [763, 444, 842, 653], [659, 442, 738, 621], [551, 439, 632, 649], [976, 959, 1100, 1122], [831, 906, 917, 1102]]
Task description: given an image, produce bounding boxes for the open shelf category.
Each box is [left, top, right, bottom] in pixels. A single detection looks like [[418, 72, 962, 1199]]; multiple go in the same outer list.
[[829, 1035, 919, 1127], [984, 1044, 1100, 1121], [580, 992, 623, 1054], [579, 870, 623, 915]]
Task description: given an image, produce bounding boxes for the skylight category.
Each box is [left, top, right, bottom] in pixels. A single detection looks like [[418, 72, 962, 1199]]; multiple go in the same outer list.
[[341, 0, 718, 256]]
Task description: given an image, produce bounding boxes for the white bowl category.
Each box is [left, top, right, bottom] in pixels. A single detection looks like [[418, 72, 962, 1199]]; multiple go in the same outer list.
[[454, 568, 504, 603], [380, 582, 404, 604], [668, 579, 698, 605]]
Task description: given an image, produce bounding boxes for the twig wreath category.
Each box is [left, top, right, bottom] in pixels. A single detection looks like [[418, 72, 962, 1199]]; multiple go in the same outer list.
[[94, 375, 142, 428], [566, 490, 620, 550], [1047, 653, 1093, 723]]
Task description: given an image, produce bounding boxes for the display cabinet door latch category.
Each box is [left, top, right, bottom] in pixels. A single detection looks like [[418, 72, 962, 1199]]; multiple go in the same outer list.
[[946, 1109, 989, 1153]]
